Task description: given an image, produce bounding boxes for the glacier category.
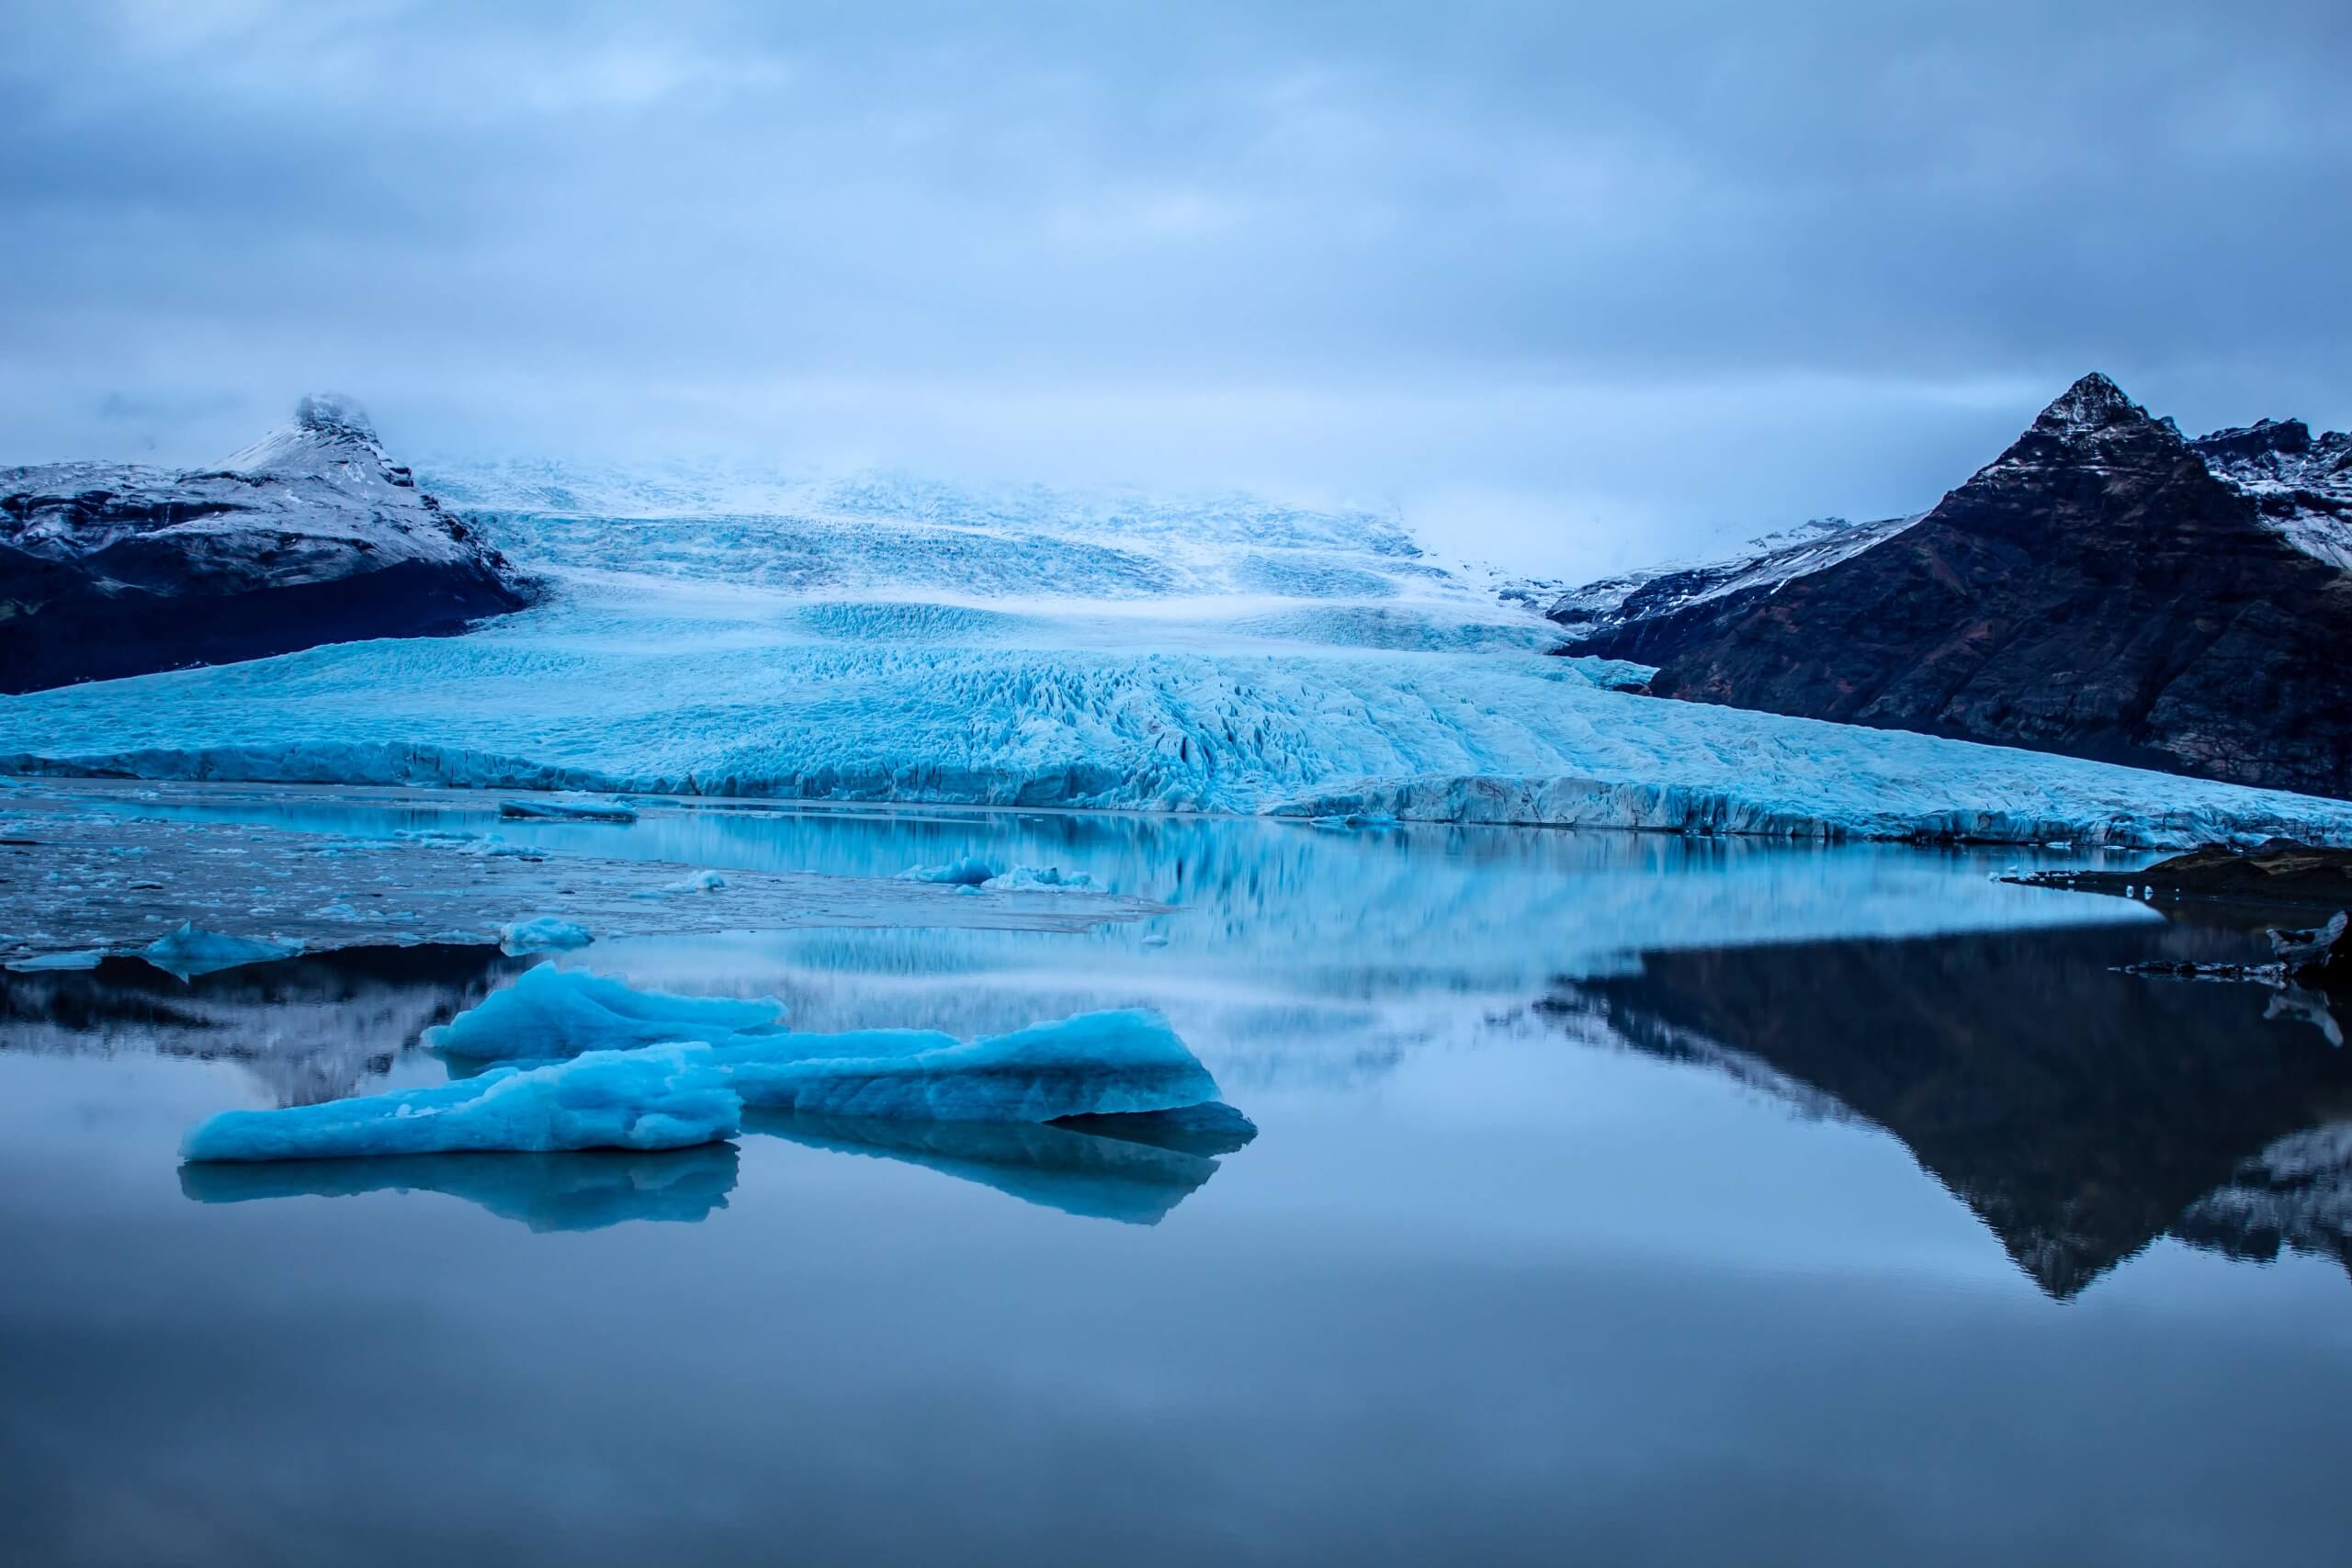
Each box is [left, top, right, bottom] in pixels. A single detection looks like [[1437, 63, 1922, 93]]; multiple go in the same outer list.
[[180, 1043, 743, 1162], [8, 465, 2352, 847]]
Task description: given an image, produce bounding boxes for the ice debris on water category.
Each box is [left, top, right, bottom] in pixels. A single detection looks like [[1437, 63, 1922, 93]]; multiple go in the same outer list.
[[141, 921, 303, 979], [6, 948, 106, 972], [498, 916, 594, 955], [424, 964, 787, 1061], [662, 869, 728, 894], [984, 865, 1102, 893], [180, 1044, 742, 1162], [498, 797, 639, 824], [899, 857, 998, 886]]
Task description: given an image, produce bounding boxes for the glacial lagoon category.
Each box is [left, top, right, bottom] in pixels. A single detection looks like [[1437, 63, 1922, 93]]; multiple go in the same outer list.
[[3, 784, 2349, 1566]]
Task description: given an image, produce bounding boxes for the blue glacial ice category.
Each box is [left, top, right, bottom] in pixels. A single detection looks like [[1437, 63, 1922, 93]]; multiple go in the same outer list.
[[899, 857, 998, 886], [12, 467, 2352, 848], [499, 796, 638, 823], [424, 963, 787, 1061], [708, 1009, 1221, 1122], [181, 1043, 742, 1162], [141, 921, 304, 979], [6, 948, 105, 972], [498, 916, 594, 955]]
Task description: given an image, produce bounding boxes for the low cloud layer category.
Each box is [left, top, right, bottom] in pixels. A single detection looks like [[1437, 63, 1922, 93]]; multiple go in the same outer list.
[[5, 0, 2346, 571]]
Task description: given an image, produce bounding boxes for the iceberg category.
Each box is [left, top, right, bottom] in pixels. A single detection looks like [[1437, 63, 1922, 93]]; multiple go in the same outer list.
[[899, 857, 998, 886], [141, 921, 304, 979], [180, 1043, 741, 1162], [985, 865, 1102, 893], [498, 916, 593, 955], [178, 1145, 739, 1230], [424, 963, 788, 1062], [710, 1009, 1222, 1122]]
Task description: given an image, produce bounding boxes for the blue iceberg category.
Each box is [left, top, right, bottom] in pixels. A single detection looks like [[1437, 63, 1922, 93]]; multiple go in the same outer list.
[[711, 1009, 1221, 1122], [497, 916, 594, 955], [141, 921, 304, 979], [424, 963, 788, 1062], [899, 857, 998, 886], [180, 1043, 741, 1162]]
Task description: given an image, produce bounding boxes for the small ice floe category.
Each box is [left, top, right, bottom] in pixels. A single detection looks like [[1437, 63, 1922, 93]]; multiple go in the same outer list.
[[899, 857, 998, 886], [183, 1006, 1232, 1161], [498, 797, 639, 824], [497, 916, 594, 955], [983, 865, 1102, 893], [661, 869, 728, 894], [6, 948, 106, 973], [180, 1044, 741, 1162], [140, 921, 303, 979], [1139, 932, 1170, 948], [424, 964, 786, 1061]]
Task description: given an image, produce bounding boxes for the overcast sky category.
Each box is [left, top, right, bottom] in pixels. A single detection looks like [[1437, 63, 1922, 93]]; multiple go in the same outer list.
[[4, 0, 2346, 573]]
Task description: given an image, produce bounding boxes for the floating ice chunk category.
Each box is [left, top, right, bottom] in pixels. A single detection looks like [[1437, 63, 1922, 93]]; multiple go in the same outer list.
[[6, 948, 106, 972], [899, 857, 998, 886], [141, 921, 303, 979], [712, 1009, 1219, 1122], [498, 797, 638, 823], [180, 1044, 741, 1162], [424, 963, 786, 1061], [662, 869, 728, 894], [983, 865, 1102, 893], [498, 916, 593, 955], [179, 1145, 739, 1231]]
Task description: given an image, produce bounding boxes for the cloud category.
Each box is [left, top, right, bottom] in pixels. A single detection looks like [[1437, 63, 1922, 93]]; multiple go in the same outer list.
[[3, 0, 2346, 572]]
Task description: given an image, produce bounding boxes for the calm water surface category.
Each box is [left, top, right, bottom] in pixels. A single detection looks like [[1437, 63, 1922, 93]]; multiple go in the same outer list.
[[4, 795, 2347, 1566]]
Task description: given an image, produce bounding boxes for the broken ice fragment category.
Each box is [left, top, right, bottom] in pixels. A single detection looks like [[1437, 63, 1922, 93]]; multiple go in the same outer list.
[[6, 948, 107, 972], [497, 916, 593, 955], [899, 857, 997, 886], [710, 1009, 1220, 1122], [424, 963, 787, 1061], [498, 797, 639, 824], [141, 921, 303, 979], [180, 1044, 741, 1162]]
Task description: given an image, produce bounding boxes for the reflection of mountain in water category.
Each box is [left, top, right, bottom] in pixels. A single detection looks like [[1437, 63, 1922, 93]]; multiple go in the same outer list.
[[180, 1145, 741, 1231], [747, 1103, 1257, 1226], [1, 946, 527, 1104], [1547, 923, 2352, 1297]]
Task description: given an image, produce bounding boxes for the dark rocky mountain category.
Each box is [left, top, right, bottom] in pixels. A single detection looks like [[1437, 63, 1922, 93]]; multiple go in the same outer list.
[[1540, 921, 2352, 1297], [1, 395, 535, 693], [1555, 375, 2352, 798]]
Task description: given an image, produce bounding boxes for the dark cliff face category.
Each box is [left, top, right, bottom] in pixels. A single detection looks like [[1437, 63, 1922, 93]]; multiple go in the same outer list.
[[1589, 375, 2352, 799], [0, 395, 535, 694]]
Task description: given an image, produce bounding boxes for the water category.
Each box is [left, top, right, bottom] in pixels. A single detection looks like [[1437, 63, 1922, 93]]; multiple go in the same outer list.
[[4, 794, 2348, 1566]]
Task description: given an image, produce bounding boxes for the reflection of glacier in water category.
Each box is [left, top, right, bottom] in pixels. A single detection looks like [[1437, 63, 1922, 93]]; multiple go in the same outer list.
[[35, 781, 2156, 1100]]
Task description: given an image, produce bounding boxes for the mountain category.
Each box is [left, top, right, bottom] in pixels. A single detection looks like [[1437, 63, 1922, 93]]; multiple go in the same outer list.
[[1556, 375, 2352, 798], [0, 395, 535, 693]]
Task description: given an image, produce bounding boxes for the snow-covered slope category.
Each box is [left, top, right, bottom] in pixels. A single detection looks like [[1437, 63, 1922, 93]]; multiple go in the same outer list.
[[1, 396, 532, 692], [6, 456, 2352, 845], [2190, 418, 2352, 572], [1545, 513, 1919, 650]]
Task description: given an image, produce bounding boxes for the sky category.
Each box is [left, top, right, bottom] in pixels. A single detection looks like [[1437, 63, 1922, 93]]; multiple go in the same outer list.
[[3, 0, 2347, 575]]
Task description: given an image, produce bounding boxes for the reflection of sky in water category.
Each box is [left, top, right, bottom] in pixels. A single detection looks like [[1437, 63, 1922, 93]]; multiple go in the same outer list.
[[4, 796, 2345, 1566]]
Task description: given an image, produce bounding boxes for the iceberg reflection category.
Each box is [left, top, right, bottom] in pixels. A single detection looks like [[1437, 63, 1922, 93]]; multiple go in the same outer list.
[[178, 1144, 740, 1232], [745, 1103, 1257, 1225]]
